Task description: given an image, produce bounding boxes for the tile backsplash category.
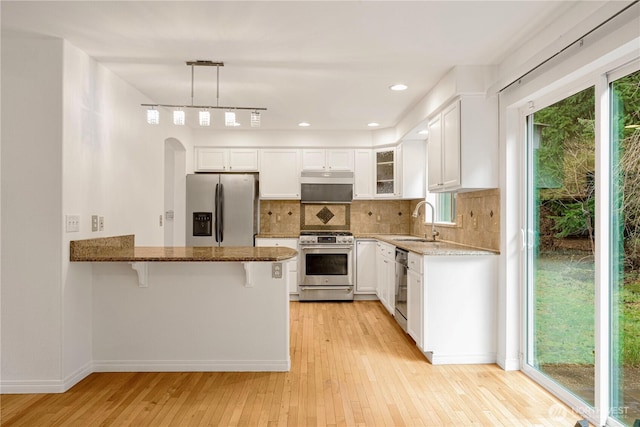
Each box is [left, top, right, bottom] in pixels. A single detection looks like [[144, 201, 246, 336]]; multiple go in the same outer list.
[[259, 189, 500, 252], [410, 189, 500, 251]]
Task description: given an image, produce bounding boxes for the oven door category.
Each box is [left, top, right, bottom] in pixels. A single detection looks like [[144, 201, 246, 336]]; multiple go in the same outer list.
[[299, 245, 353, 287]]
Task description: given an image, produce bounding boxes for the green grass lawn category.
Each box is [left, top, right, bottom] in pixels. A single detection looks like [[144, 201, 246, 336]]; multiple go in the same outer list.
[[534, 251, 640, 367]]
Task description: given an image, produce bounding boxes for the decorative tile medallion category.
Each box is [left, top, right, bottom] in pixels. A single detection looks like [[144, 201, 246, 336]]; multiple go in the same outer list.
[[301, 204, 350, 231], [316, 206, 335, 224]]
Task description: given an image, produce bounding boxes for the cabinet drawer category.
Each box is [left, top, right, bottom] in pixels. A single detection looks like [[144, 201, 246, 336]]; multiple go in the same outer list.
[[377, 242, 394, 258], [408, 252, 423, 273]]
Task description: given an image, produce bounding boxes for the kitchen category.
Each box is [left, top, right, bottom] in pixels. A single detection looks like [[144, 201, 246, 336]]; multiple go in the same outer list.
[[2, 1, 639, 426]]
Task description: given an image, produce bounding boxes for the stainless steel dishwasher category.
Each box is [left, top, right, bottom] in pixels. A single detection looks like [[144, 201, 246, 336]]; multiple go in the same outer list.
[[394, 248, 409, 332]]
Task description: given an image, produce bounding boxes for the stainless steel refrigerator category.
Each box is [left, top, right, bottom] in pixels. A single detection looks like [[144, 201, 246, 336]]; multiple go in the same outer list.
[[186, 173, 259, 247]]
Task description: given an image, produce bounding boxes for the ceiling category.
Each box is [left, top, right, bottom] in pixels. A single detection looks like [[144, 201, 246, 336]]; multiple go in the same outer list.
[[2, 1, 575, 131]]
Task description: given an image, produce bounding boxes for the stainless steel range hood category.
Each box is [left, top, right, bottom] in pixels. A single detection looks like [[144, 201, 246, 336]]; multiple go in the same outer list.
[[300, 171, 354, 204]]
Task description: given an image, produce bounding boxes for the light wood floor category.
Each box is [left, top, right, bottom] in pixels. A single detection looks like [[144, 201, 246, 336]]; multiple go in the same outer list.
[[2, 301, 583, 426]]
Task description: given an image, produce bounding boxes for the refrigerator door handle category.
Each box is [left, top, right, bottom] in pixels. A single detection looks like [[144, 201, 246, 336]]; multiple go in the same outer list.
[[214, 183, 220, 243], [218, 183, 224, 243]]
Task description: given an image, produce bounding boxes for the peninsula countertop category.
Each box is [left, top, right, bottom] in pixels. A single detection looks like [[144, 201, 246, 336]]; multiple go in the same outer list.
[[70, 235, 297, 262]]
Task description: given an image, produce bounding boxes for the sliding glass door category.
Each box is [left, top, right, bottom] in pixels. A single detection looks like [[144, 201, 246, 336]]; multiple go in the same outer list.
[[526, 86, 597, 406], [611, 69, 640, 426]]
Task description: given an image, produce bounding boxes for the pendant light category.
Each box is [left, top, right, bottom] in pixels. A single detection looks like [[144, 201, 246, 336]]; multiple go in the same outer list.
[[142, 61, 266, 127]]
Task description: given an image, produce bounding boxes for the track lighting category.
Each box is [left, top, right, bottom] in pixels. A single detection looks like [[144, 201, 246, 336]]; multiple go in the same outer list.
[[251, 111, 261, 128], [173, 110, 185, 126], [142, 60, 267, 127], [225, 111, 236, 127], [146, 107, 159, 125], [199, 110, 210, 127]]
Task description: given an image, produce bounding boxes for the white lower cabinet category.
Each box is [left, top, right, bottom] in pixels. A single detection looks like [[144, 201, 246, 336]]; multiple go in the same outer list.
[[418, 254, 498, 365], [355, 239, 377, 294], [255, 238, 299, 294], [407, 252, 423, 349], [375, 241, 395, 314]]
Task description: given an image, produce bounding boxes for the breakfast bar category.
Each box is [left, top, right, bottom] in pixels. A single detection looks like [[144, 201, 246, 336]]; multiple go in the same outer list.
[[70, 235, 296, 372]]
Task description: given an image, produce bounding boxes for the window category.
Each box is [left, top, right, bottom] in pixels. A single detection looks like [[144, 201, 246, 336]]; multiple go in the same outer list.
[[610, 68, 640, 426], [525, 86, 596, 406], [436, 193, 456, 223], [519, 62, 640, 426]]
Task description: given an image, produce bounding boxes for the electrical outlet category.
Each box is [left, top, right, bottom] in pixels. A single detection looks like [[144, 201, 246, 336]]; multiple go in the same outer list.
[[99, 216, 104, 231], [272, 262, 283, 279], [91, 215, 99, 232], [472, 216, 478, 230], [65, 215, 80, 232]]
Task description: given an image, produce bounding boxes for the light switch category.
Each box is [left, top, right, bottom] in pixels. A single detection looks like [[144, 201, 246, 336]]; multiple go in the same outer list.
[[65, 215, 80, 232]]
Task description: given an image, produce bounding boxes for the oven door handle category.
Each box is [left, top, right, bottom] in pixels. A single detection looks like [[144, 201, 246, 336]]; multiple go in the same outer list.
[[300, 245, 354, 250], [299, 286, 353, 291]]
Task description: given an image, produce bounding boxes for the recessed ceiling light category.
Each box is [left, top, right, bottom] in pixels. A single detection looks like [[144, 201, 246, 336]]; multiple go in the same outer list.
[[389, 84, 408, 91], [298, 122, 311, 127], [368, 122, 380, 127]]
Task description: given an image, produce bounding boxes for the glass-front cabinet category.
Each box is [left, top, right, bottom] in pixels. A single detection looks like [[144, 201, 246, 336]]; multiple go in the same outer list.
[[375, 148, 396, 197]]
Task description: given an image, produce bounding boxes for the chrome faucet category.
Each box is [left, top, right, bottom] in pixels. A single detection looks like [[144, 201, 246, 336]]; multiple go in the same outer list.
[[412, 200, 439, 241]]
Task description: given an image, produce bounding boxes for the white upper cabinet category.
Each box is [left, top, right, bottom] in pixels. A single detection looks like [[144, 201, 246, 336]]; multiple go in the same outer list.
[[374, 147, 397, 198], [195, 147, 227, 171], [427, 96, 498, 192], [228, 149, 259, 171], [398, 140, 426, 199], [195, 147, 259, 172], [353, 149, 374, 199], [301, 149, 354, 171], [259, 149, 301, 199]]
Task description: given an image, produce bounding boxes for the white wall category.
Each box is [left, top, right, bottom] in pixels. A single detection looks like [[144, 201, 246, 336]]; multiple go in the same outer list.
[[1, 35, 193, 392], [192, 128, 374, 149], [61, 41, 192, 389], [1, 37, 65, 390]]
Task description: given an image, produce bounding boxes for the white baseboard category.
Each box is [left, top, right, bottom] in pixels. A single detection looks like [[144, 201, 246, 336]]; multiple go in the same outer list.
[[0, 362, 92, 394], [92, 359, 291, 372], [424, 351, 496, 365], [0, 359, 290, 394], [496, 354, 520, 371], [1, 379, 66, 394]]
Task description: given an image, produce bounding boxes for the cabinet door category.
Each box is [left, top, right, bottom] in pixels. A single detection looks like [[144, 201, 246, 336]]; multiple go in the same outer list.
[[385, 256, 396, 314], [228, 149, 259, 172], [326, 149, 354, 171], [441, 101, 461, 189], [374, 148, 396, 198], [375, 244, 387, 304], [356, 240, 377, 293], [259, 149, 301, 199], [301, 149, 327, 171], [353, 149, 373, 199], [427, 114, 443, 191], [399, 141, 426, 199], [195, 148, 228, 172], [407, 269, 423, 349]]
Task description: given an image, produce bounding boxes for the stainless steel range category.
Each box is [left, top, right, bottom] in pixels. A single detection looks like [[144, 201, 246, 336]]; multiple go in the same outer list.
[[298, 231, 354, 301]]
